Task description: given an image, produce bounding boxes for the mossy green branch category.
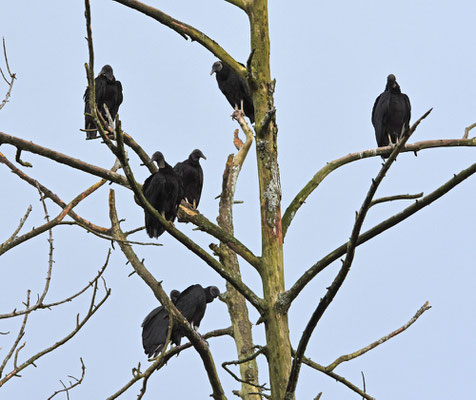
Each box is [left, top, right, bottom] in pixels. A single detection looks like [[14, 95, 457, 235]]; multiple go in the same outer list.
[[179, 204, 261, 272], [112, 0, 247, 78]]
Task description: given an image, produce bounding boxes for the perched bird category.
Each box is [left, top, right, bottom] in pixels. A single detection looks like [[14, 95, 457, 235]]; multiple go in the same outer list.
[[171, 285, 220, 342], [141, 290, 181, 358], [210, 61, 255, 123], [174, 149, 206, 222], [142, 152, 183, 238], [372, 74, 411, 153], [141, 285, 220, 358], [84, 65, 123, 139]]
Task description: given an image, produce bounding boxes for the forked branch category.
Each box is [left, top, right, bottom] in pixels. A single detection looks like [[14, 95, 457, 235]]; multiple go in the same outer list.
[[0, 37, 16, 111], [325, 302, 431, 371], [46, 358, 86, 400], [285, 110, 431, 399], [0, 152, 114, 235], [0, 278, 110, 387]]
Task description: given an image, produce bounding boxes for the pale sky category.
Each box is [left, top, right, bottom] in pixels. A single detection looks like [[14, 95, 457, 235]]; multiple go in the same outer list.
[[1, 1, 475, 399]]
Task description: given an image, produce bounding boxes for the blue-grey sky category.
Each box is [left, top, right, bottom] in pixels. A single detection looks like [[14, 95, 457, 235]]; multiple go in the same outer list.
[[1, 1, 475, 399]]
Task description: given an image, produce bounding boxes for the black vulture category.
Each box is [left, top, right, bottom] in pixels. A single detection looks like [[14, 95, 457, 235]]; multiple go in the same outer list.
[[174, 149, 206, 222], [210, 61, 255, 123], [84, 65, 123, 139], [171, 285, 220, 342], [142, 152, 183, 238], [141, 290, 181, 358], [372, 74, 411, 153]]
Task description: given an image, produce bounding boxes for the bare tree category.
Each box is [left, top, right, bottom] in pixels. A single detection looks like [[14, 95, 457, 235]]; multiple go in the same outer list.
[[1, 1, 476, 399]]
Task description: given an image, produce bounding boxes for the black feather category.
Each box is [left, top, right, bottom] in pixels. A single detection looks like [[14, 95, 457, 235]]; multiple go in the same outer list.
[[141, 290, 181, 358], [211, 61, 254, 123], [372, 74, 411, 157], [174, 149, 206, 222], [142, 152, 183, 238], [84, 65, 123, 139]]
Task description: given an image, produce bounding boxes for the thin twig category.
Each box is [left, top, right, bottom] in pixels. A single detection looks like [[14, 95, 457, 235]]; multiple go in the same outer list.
[[47, 358, 86, 400], [0, 291, 30, 378], [0, 38, 16, 111], [370, 192, 424, 207], [0, 173, 111, 256], [0, 251, 111, 319], [325, 302, 431, 371], [361, 371, 366, 399], [222, 347, 269, 391], [0, 152, 114, 235], [463, 122, 476, 139], [1, 205, 32, 249], [0, 280, 110, 387], [298, 353, 375, 400], [106, 327, 233, 400]]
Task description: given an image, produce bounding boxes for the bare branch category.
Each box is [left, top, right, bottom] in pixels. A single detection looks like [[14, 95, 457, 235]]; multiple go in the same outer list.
[[47, 358, 86, 400], [326, 302, 431, 371], [0, 132, 128, 185], [463, 122, 476, 139], [0, 291, 30, 378], [282, 133, 476, 237], [0, 172, 113, 255], [1, 205, 32, 249], [0, 278, 110, 387], [285, 110, 430, 399], [369, 192, 424, 208], [281, 158, 476, 311], [0, 152, 114, 236], [0, 251, 111, 319], [0, 38, 16, 111], [112, 0, 247, 78], [298, 352, 375, 400], [222, 347, 269, 391], [106, 327, 232, 400]]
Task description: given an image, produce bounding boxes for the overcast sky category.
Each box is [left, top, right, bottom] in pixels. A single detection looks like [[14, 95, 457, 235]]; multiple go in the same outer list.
[[1, 1, 476, 399]]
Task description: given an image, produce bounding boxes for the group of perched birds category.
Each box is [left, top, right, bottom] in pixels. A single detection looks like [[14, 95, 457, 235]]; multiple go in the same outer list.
[[83, 61, 411, 358], [142, 149, 206, 238]]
